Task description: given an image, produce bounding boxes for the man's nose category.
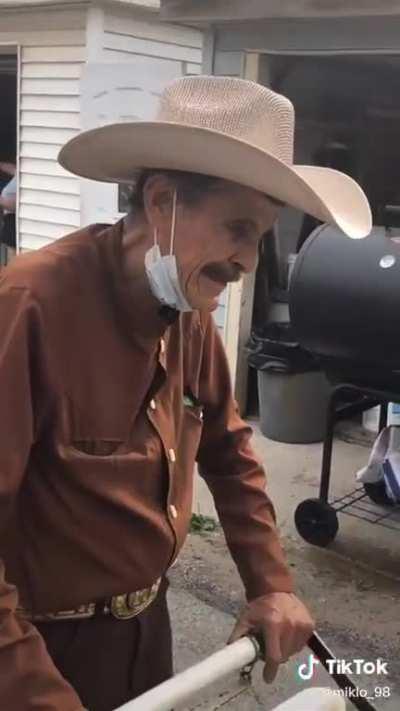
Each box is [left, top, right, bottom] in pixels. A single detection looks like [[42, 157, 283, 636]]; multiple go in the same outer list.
[[234, 243, 259, 274]]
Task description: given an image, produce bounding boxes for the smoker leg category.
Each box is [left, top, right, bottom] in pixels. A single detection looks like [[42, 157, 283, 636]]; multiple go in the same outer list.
[[379, 401, 388, 432], [319, 389, 341, 503]]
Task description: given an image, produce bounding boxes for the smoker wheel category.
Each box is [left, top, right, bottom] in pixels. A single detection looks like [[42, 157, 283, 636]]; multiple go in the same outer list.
[[294, 498, 339, 547], [363, 481, 395, 508]]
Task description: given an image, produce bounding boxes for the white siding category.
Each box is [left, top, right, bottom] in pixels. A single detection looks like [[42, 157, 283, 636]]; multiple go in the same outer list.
[[0, 30, 85, 46], [19, 40, 85, 250], [0, 6, 86, 250], [3, 4, 202, 252], [184, 61, 201, 75], [213, 50, 243, 76], [20, 188, 80, 211], [20, 172, 80, 194], [77, 6, 202, 225], [21, 111, 81, 129], [102, 6, 202, 75]]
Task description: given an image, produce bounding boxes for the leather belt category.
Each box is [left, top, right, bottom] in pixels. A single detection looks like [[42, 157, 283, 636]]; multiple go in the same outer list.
[[17, 578, 161, 622]]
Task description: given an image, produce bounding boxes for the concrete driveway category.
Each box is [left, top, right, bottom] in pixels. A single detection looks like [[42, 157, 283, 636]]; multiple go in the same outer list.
[[168, 421, 400, 710]]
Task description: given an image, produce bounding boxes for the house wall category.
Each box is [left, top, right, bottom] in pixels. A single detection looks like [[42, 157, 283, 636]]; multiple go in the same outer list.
[[102, 5, 202, 70], [77, 5, 202, 227], [0, 3, 203, 253], [0, 6, 87, 251]]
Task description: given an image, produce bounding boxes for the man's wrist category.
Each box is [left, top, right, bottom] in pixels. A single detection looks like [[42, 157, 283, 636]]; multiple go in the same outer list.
[[245, 575, 295, 602]]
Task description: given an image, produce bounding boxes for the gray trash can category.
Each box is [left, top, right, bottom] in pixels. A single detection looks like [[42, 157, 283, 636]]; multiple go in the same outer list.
[[248, 324, 331, 444], [257, 369, 331, 443]]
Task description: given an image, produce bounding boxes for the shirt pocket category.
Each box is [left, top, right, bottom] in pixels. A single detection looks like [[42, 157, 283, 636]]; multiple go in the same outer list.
[[59, 395, 126, 459], [70, 439, 124, 457]]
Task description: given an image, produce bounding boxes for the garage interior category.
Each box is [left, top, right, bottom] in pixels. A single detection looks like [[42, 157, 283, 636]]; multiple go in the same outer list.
[[248, 52, 400, 415]]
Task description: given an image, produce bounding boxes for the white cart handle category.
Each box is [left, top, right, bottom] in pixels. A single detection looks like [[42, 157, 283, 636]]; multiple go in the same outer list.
[[115, 636, 345, 711], [116, 635, 259, 710]]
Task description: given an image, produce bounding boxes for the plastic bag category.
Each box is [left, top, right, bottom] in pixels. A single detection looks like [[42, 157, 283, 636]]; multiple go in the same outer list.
[[356, 426, 400, 503]]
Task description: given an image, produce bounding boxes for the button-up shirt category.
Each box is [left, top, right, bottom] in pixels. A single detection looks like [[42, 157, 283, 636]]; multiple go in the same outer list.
[[0, 220, 293, 709]]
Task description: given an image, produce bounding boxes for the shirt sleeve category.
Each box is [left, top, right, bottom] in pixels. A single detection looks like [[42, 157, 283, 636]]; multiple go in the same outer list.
[[0, 279, 84, 710], [1, 175, 17, 198], [197, 313, 294, 601]]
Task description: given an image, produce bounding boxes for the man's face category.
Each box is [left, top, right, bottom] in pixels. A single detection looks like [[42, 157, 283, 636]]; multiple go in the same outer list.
[[151, 179, 280, 311]]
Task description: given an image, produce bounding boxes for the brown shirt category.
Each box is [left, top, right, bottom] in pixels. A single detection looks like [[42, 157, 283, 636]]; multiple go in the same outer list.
[[0, 221, 293, 709]]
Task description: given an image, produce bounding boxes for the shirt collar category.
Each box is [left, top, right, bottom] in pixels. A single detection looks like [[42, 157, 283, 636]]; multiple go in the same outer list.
[[99, 219, 178, 352]]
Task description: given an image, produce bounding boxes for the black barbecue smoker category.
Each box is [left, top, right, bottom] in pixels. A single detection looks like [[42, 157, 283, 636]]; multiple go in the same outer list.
[[289, 224, 400, 546]]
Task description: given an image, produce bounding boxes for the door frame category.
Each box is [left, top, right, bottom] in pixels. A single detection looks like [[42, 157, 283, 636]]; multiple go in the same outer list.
[[0, 43, 20, 256]]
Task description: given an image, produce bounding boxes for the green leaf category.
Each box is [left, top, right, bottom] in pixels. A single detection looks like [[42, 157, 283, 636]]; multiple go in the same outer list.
[[190, 513, 217, 534]]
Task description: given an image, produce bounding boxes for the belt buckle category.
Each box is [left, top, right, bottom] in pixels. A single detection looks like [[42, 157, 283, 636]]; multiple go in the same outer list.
[[110, 584, 157, 620]]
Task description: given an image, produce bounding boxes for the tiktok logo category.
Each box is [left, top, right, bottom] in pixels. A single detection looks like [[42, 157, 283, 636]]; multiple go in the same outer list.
[[297, 654, 320, 681]]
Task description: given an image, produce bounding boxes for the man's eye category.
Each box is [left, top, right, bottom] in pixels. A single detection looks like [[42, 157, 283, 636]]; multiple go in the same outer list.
[[229, 223, 250, 239]]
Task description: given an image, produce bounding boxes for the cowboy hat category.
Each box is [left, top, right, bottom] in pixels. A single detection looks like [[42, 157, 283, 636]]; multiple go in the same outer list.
[[58, 75, 371, 239]]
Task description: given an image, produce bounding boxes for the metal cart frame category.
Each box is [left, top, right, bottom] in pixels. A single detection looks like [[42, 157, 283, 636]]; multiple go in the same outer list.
[[295, 380, 400, 546]]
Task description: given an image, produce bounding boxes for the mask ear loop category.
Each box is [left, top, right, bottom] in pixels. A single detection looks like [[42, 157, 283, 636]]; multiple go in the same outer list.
[[154, 227, 158, 248], [169, 189, 177, 255]]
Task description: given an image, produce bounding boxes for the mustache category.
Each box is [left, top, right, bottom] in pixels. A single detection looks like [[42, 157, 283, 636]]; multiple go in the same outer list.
[[202, 263, 243, 283]]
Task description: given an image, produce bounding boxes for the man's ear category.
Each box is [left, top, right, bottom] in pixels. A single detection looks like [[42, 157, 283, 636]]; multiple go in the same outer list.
[[143, 174, 175, 228]]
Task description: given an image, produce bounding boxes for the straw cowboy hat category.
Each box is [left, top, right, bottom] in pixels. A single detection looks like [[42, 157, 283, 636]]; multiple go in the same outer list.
[[59, 75, 371, 239]]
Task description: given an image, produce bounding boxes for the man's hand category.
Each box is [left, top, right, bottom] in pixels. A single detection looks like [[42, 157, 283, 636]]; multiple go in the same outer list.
[[0, 162, 16, 176], [228, 592, 315, 683]]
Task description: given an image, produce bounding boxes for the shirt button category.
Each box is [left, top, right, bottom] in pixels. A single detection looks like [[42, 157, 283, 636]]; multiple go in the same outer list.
[[168, 448, 176, 463], [169, 504, 178, 519], [160, 338, 166, 354], [149, 399, 156, 411]]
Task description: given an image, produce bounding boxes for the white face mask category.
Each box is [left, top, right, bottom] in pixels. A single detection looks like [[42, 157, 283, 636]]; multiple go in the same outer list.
[[144, 190, 193, 313]]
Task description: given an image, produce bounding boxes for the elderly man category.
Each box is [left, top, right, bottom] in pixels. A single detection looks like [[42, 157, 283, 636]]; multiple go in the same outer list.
[[0, 76, 371, 711]]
